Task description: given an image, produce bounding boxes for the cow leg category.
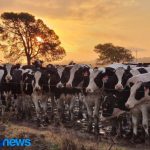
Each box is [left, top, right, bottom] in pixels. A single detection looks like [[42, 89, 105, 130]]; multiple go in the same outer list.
[[32, 96, 40, 120], [131, 114, 138, 143], [50, 93, 55, 119], [141, 106, 150, 144], [111, 118, 118, 136], [83, 99, 93, 132], [69, 96, 76, 121], [58, 95, 65, 123], [93, 98, 100, 135], [40, 95, 49, 124]]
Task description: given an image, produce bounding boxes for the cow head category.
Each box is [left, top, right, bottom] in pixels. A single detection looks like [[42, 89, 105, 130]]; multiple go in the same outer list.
[[72, 65, 90, 87], [2, 63, 21, 83], [86, 68, 104, 93], [60, 65, 72, 87], [47, 65, 60, 88], [115, 66, 132, 91], [23, 72, 34, 95], [125, 81, 145, 109]]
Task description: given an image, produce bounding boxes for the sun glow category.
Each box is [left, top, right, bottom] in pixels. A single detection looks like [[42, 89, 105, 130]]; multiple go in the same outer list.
[[36, 36, 44, 43]]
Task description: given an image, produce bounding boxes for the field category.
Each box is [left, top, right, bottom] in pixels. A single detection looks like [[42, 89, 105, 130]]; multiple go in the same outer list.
[[1, 119, 150, 150]]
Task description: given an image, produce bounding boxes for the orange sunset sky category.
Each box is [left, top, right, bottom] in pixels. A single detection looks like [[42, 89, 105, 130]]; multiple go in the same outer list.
[[0, 0, 150, 64]]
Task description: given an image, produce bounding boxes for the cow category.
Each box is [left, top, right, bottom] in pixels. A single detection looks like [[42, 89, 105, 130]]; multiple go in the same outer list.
[[84, 66, 118, 134], [124, 73, 150, 143], [0, 63, 20, 111], [32, 70, 50, 120], [114, 66, 150, 91], [55, 64, 91, 123]]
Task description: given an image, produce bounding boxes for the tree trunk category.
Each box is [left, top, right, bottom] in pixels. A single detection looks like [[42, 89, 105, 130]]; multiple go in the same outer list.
[[27, 55, 31, 65]]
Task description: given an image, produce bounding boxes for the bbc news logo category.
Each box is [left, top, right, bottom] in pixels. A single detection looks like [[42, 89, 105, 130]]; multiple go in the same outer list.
[[0, 138, 31, 147]]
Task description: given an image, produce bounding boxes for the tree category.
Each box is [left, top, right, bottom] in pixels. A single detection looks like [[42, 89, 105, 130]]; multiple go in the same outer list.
[[94, 43, 134, 65], [0, 12, 66, 65]]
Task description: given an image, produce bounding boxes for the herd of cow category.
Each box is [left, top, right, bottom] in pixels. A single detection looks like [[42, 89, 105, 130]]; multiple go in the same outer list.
[[0, 60, 150, 144]]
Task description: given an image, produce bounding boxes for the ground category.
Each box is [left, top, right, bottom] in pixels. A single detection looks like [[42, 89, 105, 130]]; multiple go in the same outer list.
[[0, 120, 150, 150]]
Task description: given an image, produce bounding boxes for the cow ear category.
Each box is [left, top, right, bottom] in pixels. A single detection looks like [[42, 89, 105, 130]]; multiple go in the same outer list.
[[126, 65, 131, 72], [0, 65, 4, 69], [13, 63, 21, 69]]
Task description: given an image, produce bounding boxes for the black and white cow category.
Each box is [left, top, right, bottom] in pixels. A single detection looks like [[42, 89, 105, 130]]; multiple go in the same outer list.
[[55, 64, 91, 122], [0, 63, 20, 111], [124, 73, 150, 142], [30, 69, 51, 123], [85, 66, 120, 133], [114, 66, 150, 91]]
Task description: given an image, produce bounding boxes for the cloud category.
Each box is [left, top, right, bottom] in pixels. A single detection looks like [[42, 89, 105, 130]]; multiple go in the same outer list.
[[0, 0, 138, 20]]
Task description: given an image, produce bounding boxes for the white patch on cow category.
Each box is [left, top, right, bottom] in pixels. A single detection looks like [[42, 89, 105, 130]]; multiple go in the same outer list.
[[0, 69, 4, 82], [5, 63, 13, 82], [107, 63, 127, 70], [86, 69, 101, 93], [66, 64, 81, 87], [125, 81, 143, 109], [33, 71, 42, 91], [127, 72, 150, 86], [115, 67, 125, 90], [130, 69, 140, 76], [56, 66, 65, 87]]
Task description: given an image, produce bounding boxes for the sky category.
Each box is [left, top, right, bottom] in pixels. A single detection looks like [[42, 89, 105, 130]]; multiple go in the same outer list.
[[0, 0, 150, 64]]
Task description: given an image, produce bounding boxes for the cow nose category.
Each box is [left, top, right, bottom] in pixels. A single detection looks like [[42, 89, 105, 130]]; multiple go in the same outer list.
[[86, 88, 92, 93], [125, 103, 129, 109], [35, 87, 41, 91], [66, 83, 72, 88], [6, 75, 12, 81], [57, 83, 63, 88], [115, 84, 123, 90]]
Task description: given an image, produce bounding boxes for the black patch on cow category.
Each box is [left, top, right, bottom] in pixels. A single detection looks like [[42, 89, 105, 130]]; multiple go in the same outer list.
[[102, 95, 116, 117], [135, 85, 145, 100], [104, 75, 118, 93], [143, 81, 150, 96], [23, 73, 34, 95], [11, 70, 22, 94], [72, 66, 90, 87], [61, 66, 71, 86], [137, 68, 148, 74], [122, 70, 132, 87]]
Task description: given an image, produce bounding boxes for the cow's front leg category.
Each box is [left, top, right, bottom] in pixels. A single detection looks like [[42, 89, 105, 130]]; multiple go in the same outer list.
[[83, 97, 93, 132], [69, 96, 76, 121], [40, 95, 49, 124], [141, 105, 150, 144], [131, 114, 138, 143], [32, 95, 40, 119], [93, 98, 100, 135], [58, 94, 65, 123]]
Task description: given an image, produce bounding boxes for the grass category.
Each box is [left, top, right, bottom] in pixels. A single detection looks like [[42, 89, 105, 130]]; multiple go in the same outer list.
[[0, 121, 127, 150]]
